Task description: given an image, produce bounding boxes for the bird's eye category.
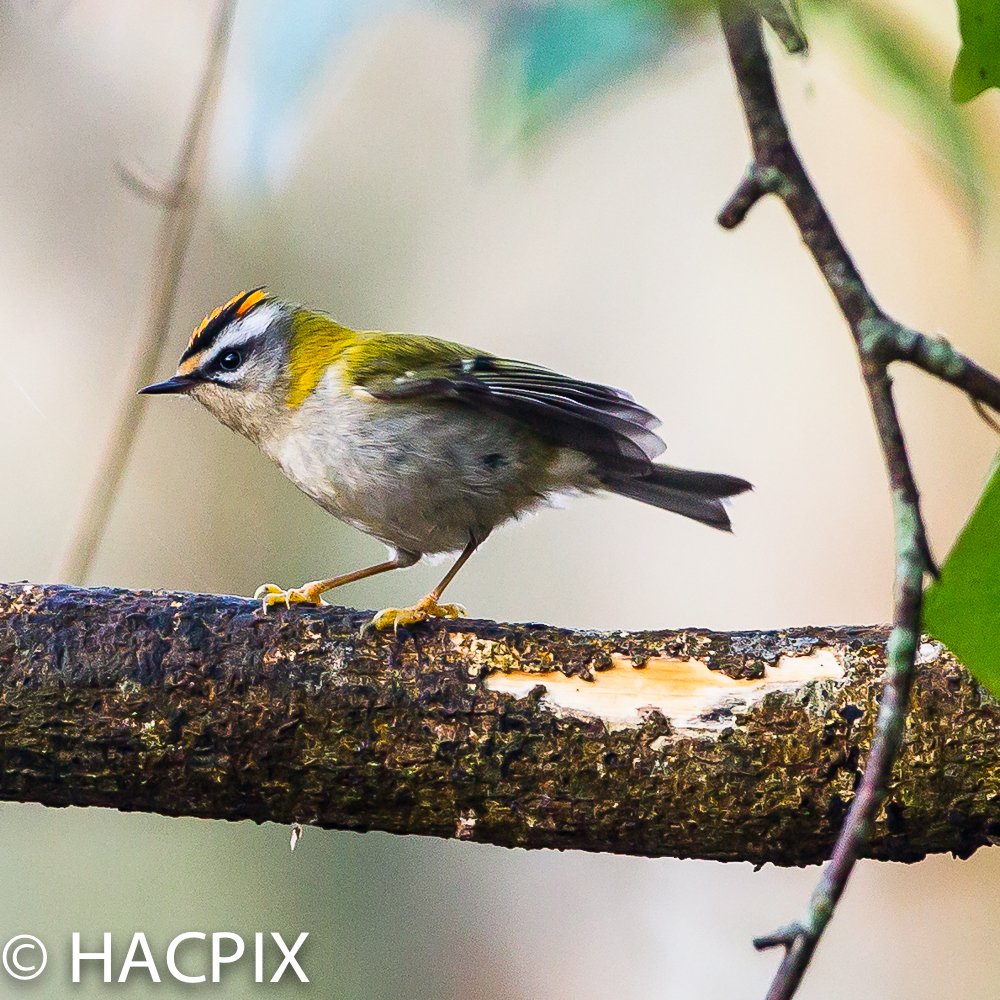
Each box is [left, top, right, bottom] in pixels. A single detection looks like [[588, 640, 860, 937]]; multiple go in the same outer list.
[[217, 350, 242, 372]]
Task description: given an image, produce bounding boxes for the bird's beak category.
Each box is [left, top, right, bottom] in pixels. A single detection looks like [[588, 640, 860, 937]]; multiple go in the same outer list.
[[137, 375, 196, 395]]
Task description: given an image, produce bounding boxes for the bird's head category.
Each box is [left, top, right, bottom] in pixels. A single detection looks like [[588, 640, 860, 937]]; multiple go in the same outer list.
[[139, 288, 297, 435], [142, 288, 360, 444]]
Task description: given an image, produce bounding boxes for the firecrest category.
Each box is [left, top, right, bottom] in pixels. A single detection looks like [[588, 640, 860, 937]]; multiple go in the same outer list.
[[140, 288, 750, 630]]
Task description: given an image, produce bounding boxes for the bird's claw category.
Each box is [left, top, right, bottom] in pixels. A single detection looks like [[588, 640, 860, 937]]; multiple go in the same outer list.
[[364, 596, 465, 634], [253, 583, 326, 614]]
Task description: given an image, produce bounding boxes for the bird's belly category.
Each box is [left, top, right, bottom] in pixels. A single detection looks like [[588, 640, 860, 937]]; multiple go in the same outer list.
[[268, 396, 588, 554]]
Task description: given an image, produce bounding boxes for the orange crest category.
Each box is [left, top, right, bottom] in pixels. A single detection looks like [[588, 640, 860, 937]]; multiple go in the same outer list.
[[181, 287, 268, 362]]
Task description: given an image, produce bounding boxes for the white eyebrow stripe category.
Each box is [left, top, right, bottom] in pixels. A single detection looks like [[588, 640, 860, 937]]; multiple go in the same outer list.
[[199, 301, 281, 366]]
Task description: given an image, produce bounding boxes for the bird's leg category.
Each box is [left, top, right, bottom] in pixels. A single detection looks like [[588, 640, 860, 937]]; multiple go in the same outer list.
[[255, 550, 418, 613], [368, 538, 479, 632]]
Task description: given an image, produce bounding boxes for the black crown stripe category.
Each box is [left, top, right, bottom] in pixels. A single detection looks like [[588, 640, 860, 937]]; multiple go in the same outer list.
[[180, 287, 267, 363]]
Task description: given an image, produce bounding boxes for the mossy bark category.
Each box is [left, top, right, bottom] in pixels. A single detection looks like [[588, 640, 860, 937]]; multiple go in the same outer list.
[[0, 582, 995, 865]]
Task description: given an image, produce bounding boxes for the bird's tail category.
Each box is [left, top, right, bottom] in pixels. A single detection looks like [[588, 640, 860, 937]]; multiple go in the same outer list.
[[599, 465, 752, 531]]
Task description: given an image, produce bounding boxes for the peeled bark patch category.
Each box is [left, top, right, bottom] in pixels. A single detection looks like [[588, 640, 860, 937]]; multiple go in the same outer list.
[[485, 648, 844, 731]]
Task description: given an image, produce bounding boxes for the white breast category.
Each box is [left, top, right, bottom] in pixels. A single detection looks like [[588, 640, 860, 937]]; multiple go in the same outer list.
[[263, 372, 363, 507], [261, 367, 594, 554]]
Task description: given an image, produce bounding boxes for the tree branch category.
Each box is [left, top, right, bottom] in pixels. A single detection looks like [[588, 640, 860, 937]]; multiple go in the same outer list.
[[717, 5, 1000, 998], [1, 583, 998, 864]]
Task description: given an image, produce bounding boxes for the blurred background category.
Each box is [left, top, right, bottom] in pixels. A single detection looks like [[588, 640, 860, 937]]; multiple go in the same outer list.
[[2, 0, 999, 995]]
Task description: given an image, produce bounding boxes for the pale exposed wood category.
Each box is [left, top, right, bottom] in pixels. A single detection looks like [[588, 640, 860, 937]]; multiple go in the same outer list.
[[486, 649, 844, 731]]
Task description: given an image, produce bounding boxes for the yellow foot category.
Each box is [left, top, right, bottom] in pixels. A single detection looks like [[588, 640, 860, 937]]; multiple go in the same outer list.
[[366, 595, 466, 633], [253, 583, 327, 613]]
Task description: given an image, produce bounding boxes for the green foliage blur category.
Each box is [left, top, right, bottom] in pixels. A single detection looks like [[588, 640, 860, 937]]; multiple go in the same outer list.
[[804, 0, 986, 216], [476, 0, 992, 212]]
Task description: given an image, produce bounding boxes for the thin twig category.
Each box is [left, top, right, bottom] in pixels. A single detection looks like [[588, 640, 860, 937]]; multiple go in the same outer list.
[[972, 397, 1000, 435], [716, 4, 1000, 999], [57, 0, 237, 584], [114, 159, 181, 208]]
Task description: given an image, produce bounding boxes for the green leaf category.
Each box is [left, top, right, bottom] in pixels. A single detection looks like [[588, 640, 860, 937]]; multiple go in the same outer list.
[[924, 455, 1000, 698], [754, 0, 807, 54], [951, 0, 1000, 103], [808, 0, 987, 222]]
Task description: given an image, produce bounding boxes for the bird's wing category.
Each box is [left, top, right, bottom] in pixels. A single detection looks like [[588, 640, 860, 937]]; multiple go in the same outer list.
[[347, 334, 665, 475]]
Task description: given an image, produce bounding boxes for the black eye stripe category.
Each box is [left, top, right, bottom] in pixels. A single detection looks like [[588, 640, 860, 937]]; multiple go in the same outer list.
[[201, 336, 259, 378]]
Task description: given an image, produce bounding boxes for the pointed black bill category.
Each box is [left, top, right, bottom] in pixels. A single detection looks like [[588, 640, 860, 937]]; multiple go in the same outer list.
[[138, 376, 196, 395]]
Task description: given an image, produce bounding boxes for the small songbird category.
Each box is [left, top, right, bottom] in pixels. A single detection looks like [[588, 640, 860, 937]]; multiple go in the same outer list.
[[140, 289, 751, 629]]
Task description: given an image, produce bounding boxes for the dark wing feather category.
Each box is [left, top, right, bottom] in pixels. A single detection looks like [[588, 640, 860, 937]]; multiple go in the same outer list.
[[363, 353, 665, 475], [477, 376, 661, 429]]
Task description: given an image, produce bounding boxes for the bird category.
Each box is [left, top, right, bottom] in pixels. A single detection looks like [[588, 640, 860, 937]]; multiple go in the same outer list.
[[140, 288, 751, 630]]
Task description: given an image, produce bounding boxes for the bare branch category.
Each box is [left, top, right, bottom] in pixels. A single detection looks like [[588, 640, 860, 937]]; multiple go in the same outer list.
[[57, 0, 237, 584], [0, 583, 997, 864], [716, 4, 1000, 997]]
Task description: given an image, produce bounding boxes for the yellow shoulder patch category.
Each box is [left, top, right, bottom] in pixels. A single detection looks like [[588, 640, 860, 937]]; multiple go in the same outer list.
[[287, 310, 355, 408]]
